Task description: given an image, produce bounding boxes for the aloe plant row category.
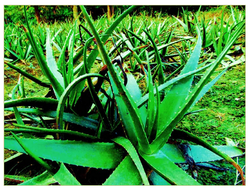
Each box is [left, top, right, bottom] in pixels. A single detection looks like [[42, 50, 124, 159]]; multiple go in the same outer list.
[[4, 5, 245, 185]]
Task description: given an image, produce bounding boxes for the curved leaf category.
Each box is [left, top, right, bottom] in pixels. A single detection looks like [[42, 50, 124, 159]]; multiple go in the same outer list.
[[103, 155, 142, 185], [53, 163, 81, 185], [112, 137, 149, 185], [4, 138, 125, 169], [5, 108, 99, 131], [157, 35, 202, 138], [141, 150, 200, 185], [56, 73, 106, 130], [171, 129, 245, 184], [4, 98, 58, 110]]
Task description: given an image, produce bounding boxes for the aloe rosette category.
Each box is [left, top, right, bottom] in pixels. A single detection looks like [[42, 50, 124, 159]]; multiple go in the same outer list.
[[4, 5, 245, 185]]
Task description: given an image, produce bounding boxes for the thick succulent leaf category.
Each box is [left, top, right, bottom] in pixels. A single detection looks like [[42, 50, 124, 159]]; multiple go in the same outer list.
[[23, 8, 64, 98], [149, 171, 171, 185], [143, 29, 164, 86], [5, 108, 99, 132], [20, 163, 81, 185], [103, 155, 142, 185], [19, 171, 56, 185], [81, 5, 150, 153], [190, 68, 227, 108], [170, 129, 245, 184], [151, 21, 245, 152], [157, 35, 202, 136], [185, 145, 244, 163], [126, 71, 147, 126], [53, 163, 81, 185], [112, 137, 149, 185], [141, 150, 200, 185], [160, 143, 244, 163], [137, 62, 212, 108], [5, 62, 50, 88], [56, 73, 105, 130], [46, 28, 64, 97], [109, 72, 148, 150], [4, 138, 125, 169], [4, 98, 58, 110]]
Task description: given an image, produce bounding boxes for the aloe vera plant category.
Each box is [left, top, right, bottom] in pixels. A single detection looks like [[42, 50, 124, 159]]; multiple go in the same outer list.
[[4, 6, 245, 185]]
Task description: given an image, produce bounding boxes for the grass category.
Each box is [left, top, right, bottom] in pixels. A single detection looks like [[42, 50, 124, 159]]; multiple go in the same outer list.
[[177, 63, 245, 147], [4, 6, 245, 185]]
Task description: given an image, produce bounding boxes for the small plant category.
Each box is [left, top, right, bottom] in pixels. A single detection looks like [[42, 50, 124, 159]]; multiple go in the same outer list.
[[4, 6, 245, 185]]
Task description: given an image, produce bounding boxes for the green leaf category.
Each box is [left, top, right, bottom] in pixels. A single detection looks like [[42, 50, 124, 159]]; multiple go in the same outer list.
[[141, 150, 200, 185], [56, 73, 105, 130], [143, 29, 164, 87], [19, 171, 56, 185], [4, 138, 125, 169], [11, 132, 53, 172], [159, 143, 244, 163], [5, 62, 50, 88], [156, 35, 202, 138], [5, 108, 99, 132], [171, 129, 245, 184], [149, 171, 171, 185], [53, 163, 81, 185], [112, 137, 149, 185], [190, 68, 227, 108], [125, 71, 147, 126], [23, 7, 64, 98], [103, 155, 142, 185], [81, 5, 150, 153], [8, 123, 98, 140], [151, 21, 244, 152], [46, 28, 64, 93], [4, 98, 58, 110]]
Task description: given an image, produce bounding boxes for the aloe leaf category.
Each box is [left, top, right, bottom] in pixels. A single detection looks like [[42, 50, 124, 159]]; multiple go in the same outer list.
[[8, 123, 98, 140], [19, 171, 56, 185], [145, 52, 157, 138], [53, 163, 81, 185], [125, 71, 147, 126], [156, 35, 201, 135], [103, 155, 142, 185], [11, 132, 53, 172], [171, 129, 245, 184], [5, 107, 99, 131], [81, 5, 150, 153], [137, 62, 212, 108], [66, 28, 75, 86], [112, 137, 149, 185], [190, 68, 227, 108], [141, 150, 200, 185], [143, 29, 164, 87], [4, 46, 20, 59], [149, 171, 171, 185], [76, 5, 137, 71], [4, 98, 58, 110], [11, 84, 25, 126], [46, 28, 64, 90], [151, 21, 244, 152], [159, 143, 244, 163], [56, 73, 106, 130], [23, 7, 64, 98], [4, 138, 125, 169], [84, 58, 112, 132], [109, 72, 149, 151]]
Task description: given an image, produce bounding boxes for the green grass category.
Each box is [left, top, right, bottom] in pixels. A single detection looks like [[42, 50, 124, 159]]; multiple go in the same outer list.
[[177, 63, 245, 148]]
